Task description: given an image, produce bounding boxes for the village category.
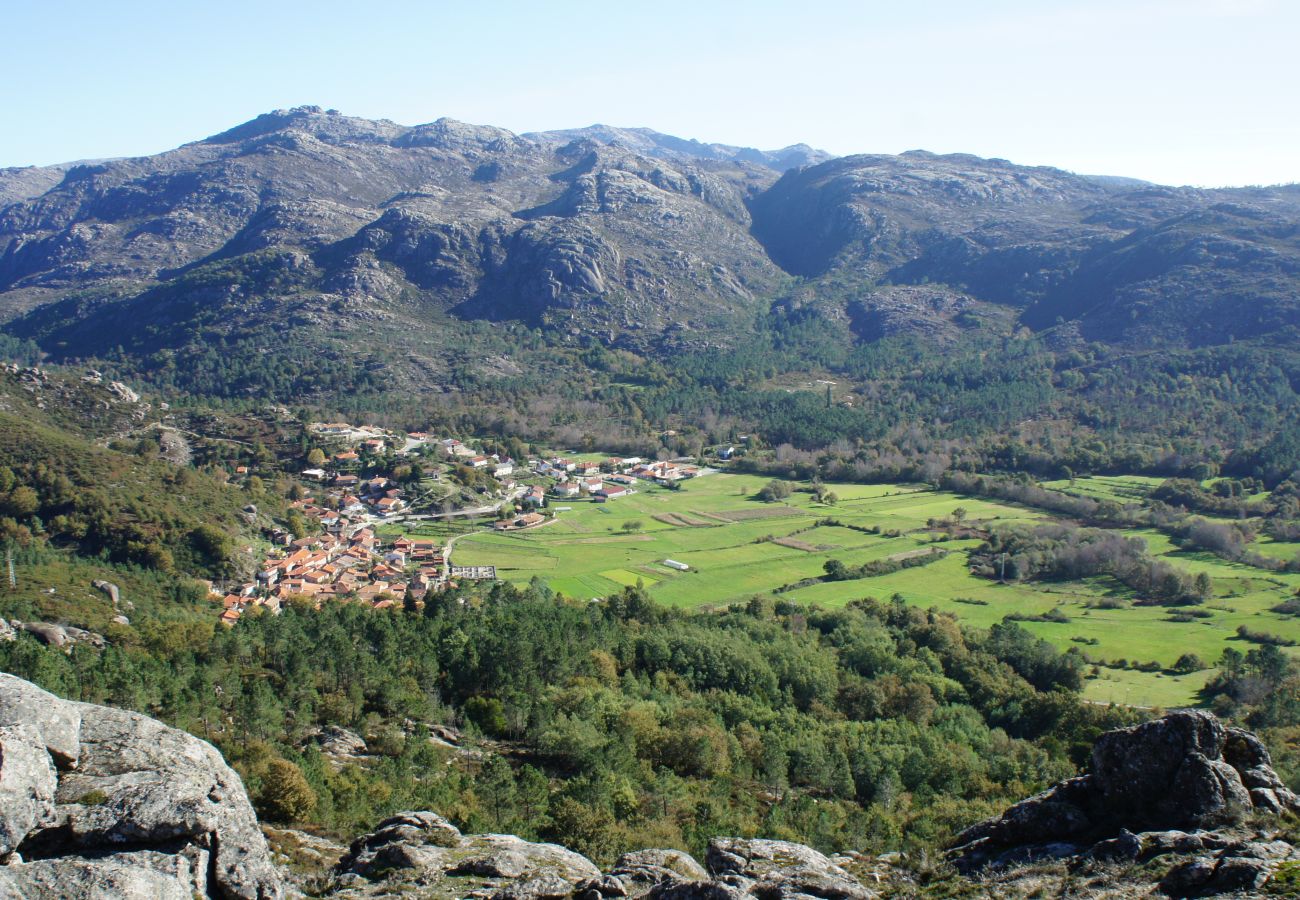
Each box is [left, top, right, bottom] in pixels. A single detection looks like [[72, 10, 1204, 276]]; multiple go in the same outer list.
[[215, 423, 705, 624]]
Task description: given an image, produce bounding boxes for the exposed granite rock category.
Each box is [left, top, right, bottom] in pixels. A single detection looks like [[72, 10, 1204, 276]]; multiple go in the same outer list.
[[952, 710, 1299, 872], [617, 849, 707, 880], [12, 622, 68, 648], [609, 848, 709, 895], [0, 847, 209, 899], [0, 673, 282, 899], [90, 579, 120, 607], [698, 838, 876, 900], [0, 725, 57, 855], [0, 673, 81, 766], [308, 724, 368, 763], [333, 812, 599, 897], [946, 710, 1300, 896], [645, 883, 750, 900], [8, 622, 105, 650]]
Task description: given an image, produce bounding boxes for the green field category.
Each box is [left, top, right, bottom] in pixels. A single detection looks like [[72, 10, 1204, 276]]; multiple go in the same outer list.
[[1040, 474, 1167, 503], [439, 472, 1300, 708]]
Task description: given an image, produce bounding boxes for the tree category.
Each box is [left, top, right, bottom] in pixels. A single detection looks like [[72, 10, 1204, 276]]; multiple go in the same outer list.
[[516, 764, 551, 827], [477, 755, 518, 830], [757, 480, 792, 502], [823, 559, 850, 581], [465, 696, 508, 737], [306, 448, 327, 467], [1, 486, 38, 519], [190, 524, 233, 573], [1194, 571, 1213, 599], [259, 758, 317, 823]]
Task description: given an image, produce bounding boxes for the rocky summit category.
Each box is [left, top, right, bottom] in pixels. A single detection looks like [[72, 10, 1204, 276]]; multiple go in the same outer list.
[[4, 673, 1300, 898]]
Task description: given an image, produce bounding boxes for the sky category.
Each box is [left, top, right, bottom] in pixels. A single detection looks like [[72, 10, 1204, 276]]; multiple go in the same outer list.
[[2, 0, 1297, 187]]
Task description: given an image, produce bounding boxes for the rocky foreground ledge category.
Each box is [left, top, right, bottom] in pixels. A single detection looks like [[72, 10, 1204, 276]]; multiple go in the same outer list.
[[951, 709, 1300, 896], [323, 815, 882, 899], [4, 673, 1300, 899], [0, 672, 282, 898]]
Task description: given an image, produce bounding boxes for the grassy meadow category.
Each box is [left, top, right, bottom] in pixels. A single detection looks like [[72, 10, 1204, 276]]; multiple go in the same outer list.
[[440, 473, 1300, 708]]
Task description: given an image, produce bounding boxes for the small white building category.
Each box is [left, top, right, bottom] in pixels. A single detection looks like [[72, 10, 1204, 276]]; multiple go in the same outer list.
[[663, 559, 690, 571]]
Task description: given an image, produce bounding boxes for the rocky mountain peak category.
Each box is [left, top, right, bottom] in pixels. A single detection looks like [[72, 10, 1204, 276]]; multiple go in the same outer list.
[[525, 124, 832, 172], [201, 105, 406, 147]]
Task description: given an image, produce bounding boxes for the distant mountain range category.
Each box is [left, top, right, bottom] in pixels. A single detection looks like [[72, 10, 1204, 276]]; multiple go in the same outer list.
[[1, 105, 1296, 390]]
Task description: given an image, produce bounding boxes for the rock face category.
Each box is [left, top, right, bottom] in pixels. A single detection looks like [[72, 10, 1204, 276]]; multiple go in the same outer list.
[[0, 724, 58, 856], [0, 673, 282, 899], [951, 710, 1300, 894], [699, 838, 875, 900], [332, 811, 602, 898], [329, 824, 878, 900], [308, 724, 369, 765], [954, 710, 1298, 865], [7, 621, 106, 650]]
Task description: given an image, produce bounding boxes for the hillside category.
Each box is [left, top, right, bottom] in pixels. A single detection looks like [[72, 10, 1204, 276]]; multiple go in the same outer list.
[[0, 107, 792, 358], [0, 365, 286, 629]]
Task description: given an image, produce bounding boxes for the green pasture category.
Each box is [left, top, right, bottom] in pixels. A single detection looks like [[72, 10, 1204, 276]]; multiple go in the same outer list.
[[1256, 536, 1300, 564], [451, 473, 1029, 609], [1040, 474, 1166, 503], [442, 471, 1300, 708]]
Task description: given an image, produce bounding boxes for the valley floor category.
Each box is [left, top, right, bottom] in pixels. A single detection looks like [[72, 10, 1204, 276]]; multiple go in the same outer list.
[[430, 472, 1300, 709]]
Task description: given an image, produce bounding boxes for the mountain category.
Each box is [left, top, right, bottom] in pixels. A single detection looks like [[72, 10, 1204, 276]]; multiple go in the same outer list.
[[0, 107, 796, 354], [523, 122, 832, 170], [0, 107, 1297, 407], [749, 151, 1300, 346]]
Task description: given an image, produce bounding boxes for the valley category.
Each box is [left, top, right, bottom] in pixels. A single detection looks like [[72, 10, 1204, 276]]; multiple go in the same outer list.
[[1, 106, 1299, 883], [431, 471, 1300, 709]]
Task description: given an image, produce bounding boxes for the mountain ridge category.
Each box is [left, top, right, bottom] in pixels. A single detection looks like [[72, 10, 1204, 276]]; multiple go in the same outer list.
[[1, 107, 1297, 409]]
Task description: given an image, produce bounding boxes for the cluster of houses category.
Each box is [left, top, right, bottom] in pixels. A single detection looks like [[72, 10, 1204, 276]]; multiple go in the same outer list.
[[216, 499, 445, 625], [217, 422, 710, 624], [534, 455, 699, 503], [298, 473, 409, 518]]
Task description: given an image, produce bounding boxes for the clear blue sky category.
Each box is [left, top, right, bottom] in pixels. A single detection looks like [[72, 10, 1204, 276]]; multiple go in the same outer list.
[[3, 0, 1296, 187]]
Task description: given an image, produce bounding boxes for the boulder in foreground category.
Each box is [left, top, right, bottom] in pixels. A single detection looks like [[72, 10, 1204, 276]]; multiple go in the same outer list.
[[0, 673, 283, 899]]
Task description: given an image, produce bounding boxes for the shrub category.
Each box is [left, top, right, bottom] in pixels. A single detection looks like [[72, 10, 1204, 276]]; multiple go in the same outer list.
[[258, 758, 317, 823]]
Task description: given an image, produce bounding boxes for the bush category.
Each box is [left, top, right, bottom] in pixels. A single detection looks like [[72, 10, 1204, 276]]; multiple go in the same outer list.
[[258, 758, 317, 823], [465, 695, 508, 737], [756, 480, 793, 502]]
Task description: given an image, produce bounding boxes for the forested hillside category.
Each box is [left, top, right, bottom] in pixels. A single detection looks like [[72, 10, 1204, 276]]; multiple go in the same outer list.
[[0, 580, 1140, 861]]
